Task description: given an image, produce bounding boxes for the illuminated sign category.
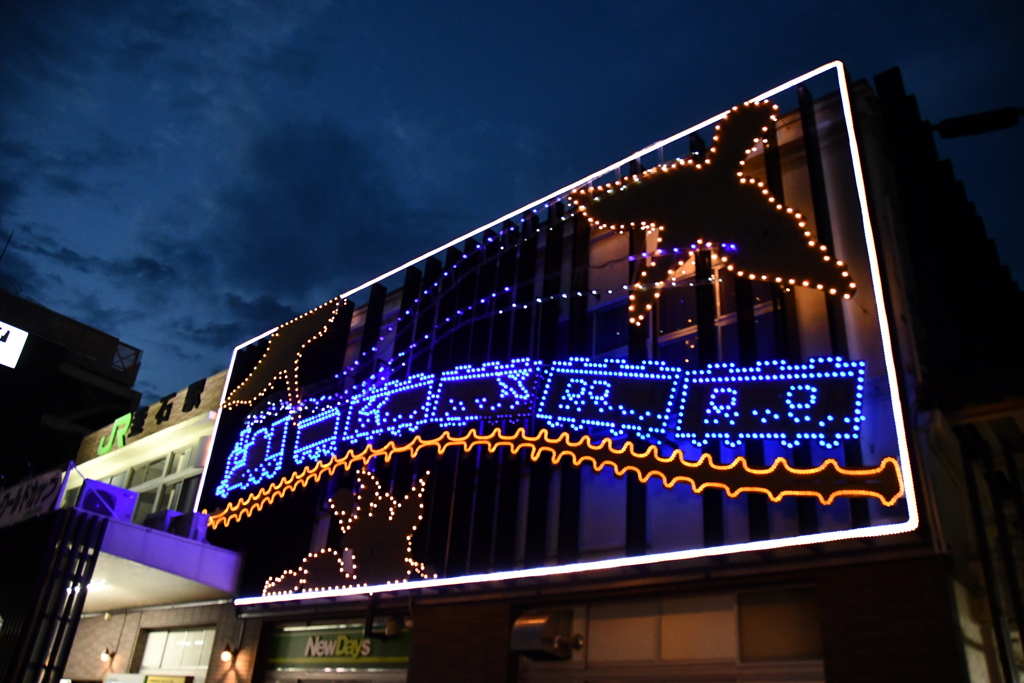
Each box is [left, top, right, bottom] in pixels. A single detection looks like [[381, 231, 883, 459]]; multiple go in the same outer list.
[[0, 319, 28, 369], [81, 373, 224, 459], [267, 623, 410, 670], [570, 99, 856, 328], [201, 62, 918, 606]]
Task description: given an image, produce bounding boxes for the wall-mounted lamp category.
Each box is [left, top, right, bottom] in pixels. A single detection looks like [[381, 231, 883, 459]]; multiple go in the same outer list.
[[222, 618, 246, 665], [100, 647, 114, 663]]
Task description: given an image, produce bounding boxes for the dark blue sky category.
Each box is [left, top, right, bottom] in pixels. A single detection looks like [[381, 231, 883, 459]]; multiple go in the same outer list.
[[1, 1, 1021, 402]]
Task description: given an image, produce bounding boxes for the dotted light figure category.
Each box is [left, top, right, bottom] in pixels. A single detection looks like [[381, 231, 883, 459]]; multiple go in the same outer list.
[[223, 296, 347, 410], [214, 422, 904, 534], [537, 357, 683, 440], [262, 469, 432, 596], [677, 357, 867, 449], [568, 100, 857, 327], [213, 356, 873, 510]]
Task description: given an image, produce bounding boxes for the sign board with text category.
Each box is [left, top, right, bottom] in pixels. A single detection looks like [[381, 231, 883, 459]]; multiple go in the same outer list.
[[268, 624, 410, 671], [0, 468, 65, 530]]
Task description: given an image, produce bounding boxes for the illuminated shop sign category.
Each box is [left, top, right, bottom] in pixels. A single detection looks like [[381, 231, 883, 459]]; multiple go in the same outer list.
[[203, 62, 918, 606], [0, 319, 28, 369], [80, 372, 225, 458], [267, 624, 410, 670]]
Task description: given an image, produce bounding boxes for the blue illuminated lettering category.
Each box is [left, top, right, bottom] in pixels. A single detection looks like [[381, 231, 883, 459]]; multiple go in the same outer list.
[[705, 387, 741, 427], [557, 378, 613, 413], [436, 359, 540, 425], [537, 357, 682, 439]]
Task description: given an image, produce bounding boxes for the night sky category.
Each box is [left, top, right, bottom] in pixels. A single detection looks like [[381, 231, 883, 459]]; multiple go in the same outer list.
[[1, 1, 1021, 402]]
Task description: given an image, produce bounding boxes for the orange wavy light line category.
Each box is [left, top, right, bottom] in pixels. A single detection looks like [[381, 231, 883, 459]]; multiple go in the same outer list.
[[206, 427, 904, 529]]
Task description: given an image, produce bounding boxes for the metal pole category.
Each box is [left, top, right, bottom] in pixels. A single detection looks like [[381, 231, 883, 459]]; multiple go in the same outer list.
[[956, 427, 1019, 682]]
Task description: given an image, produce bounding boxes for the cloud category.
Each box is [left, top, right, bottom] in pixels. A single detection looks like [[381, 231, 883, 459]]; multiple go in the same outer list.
[[59, 130, 137, 170], [0, 177, 21, 217], [43, 174, 89, 196], [9, 225, 180, 296], [0, 249, 39, 297], [16, 240, 94, 273], [61, 292, 143, 332], [0, 1, 127, 104], [249, 44, 322, 84], [117, 256, 178, 284], [209, 118, 445, 303], [174, 293, 298, 350]]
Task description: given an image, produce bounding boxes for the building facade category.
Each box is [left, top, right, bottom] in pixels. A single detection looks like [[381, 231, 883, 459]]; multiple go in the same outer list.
[[0, 289, 143, 488], [18, 62, 1023, 683], [189, 64, 1023, 682], [0, 372, 246, 683]]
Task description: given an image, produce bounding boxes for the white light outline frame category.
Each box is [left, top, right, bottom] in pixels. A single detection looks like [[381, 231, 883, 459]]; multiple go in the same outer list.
[[213, 60, 919, 605]]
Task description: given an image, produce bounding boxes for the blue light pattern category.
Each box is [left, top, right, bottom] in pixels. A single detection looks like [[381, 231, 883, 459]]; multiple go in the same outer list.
[[436, 359, 541, 425], [344, 373, 436, 442], [216, 356, 869, 498], [676, 357, 866, 448], [536, 357, 683, 439], [216, 412, 291, 498], [293, 399, 344, 465]]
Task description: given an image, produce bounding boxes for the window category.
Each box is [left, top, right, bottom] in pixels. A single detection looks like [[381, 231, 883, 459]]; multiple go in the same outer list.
[[140, 627, 216, 681], [127, 446, 200, 523], [89, 445, 202, 524]]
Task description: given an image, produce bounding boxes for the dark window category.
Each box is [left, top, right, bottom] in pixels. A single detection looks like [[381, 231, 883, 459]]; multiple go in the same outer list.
[[594, 304, 628, 354], [658, 282, 697, 335], [659, 333, 698, 367]]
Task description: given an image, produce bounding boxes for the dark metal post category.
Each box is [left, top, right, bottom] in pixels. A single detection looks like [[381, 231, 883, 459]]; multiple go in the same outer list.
[[956, 427, 1019, 683]]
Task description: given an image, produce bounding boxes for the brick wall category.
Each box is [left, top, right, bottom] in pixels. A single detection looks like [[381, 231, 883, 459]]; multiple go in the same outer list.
[[819, 556, 970, 682], [63, 601, 256, 683], [407, 600, 517, 683], [64, 611, 143, 681]]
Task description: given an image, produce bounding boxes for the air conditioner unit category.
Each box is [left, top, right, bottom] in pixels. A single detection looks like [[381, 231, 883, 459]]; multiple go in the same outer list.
[[510, 610, 580, 660], [75, 480, 138, 523], [143, 509, 182, 532], [169, 511, 209, 542]]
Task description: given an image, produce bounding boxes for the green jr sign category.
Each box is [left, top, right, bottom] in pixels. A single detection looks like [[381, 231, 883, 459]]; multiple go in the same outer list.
[[267, 624, 410, 671]]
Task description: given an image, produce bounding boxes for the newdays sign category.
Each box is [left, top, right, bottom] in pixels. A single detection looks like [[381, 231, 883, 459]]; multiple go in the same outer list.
[[267, 624, 410, 670], [198, 62, 918, 606]]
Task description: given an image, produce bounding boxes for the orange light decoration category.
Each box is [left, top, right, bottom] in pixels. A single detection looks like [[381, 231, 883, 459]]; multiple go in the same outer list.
[[263, 469, 432, 595], [207, 427, 904, 529], [222, 296, 347, 409], [569, 100, 857, 327]]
